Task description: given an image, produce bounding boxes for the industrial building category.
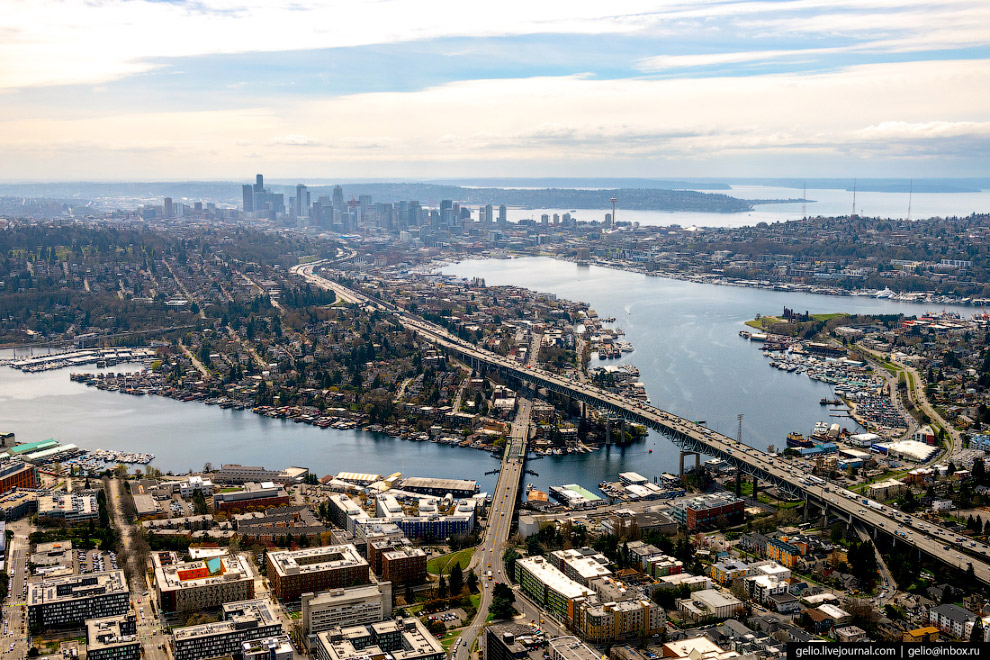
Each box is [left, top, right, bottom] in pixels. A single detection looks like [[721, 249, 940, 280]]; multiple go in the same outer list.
[[27, 570, 129, 630], [398, 477, 479, 498], [267, 544, 370, 601], [215, 463, 309, 485], [548, 484, 602, 508]]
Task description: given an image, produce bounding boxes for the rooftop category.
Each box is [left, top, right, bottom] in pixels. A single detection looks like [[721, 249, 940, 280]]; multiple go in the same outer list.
[[267, 544, 368, 578]]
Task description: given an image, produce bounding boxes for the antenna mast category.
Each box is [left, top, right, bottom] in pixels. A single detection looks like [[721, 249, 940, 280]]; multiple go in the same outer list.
[[737, 413, 743, 444], [851, 179, 857, 217], [801, 182, 807, 220], [908, 179, 914, 222]]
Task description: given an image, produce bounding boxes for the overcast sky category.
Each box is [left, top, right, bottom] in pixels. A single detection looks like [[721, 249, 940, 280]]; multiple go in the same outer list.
[[1, 0, 989, 181]]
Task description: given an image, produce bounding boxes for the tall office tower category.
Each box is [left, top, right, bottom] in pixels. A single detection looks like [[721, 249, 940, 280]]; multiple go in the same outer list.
[[478, 207, 486, 224], [553, 213, 560, 226], [164, 197, 173, 219], [242, 185, 254, 212], [332, 185, 344, 212], [294, 184, 310, 219], [498, 205, 507, 228], [541, 214, 549, 227], [254, 174, 264, 193], [484, 204, 493, 226], [358, 195, 372, 227]]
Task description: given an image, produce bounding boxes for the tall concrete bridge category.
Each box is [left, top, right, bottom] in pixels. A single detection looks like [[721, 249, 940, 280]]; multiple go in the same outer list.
[[293, 265, 990, 585]]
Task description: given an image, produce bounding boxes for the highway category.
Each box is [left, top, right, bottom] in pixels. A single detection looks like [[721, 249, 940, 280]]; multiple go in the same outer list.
[[292, 266, 990, 587], [455, 397, 532, 660]]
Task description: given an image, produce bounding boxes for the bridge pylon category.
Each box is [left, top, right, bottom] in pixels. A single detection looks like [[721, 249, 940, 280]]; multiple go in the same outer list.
[[679, 450, 701, 482]]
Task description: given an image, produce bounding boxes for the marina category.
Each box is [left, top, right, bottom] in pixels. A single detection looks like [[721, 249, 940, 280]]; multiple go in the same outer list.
[[1, 258, 977, 492]]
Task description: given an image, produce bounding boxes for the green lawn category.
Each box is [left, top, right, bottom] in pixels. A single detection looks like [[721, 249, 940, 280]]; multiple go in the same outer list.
[[427, 548, 475, 576]]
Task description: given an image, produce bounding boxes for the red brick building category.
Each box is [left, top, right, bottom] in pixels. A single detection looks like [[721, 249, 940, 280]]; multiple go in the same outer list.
[[381, 548, 427, 587], [265, 545, 370, 601]]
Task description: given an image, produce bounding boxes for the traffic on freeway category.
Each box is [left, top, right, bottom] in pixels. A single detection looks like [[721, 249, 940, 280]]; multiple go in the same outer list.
[[294, 265, 990, 585]]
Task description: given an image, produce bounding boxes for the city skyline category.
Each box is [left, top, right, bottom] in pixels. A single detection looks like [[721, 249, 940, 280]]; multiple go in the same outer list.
[[1, 0, 989, 180]]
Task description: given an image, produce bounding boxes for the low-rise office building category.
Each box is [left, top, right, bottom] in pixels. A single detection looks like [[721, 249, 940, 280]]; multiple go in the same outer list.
[[178, 475, 215, 498], [677, 589, 743, 621], [300, 583, 393, 641], [153, 550, 255, 613], [313, 618, 444, 660], [27, 570, 129, 630], [171, 599, 284, 660], [267, 545, 370, 601], [86, 614, 140, 660], [669, 494, 744, 531]]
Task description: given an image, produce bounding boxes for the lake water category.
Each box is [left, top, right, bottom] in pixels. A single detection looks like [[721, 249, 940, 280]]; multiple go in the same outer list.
[[0, 258, 974, 493], [505, 184, 990, 229]]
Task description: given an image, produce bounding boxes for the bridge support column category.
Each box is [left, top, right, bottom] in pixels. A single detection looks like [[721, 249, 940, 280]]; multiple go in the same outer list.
[[679, 451, 701, 483], [605, 419, 611, 446], [735, 470, 742, 497], [620, 418, 626, 443], [752, 478, 758, 500]]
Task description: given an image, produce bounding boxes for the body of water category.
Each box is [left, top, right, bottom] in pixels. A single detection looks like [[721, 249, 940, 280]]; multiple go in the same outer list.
[[0, 258, 975, 493], [505, 184, 990, 229]]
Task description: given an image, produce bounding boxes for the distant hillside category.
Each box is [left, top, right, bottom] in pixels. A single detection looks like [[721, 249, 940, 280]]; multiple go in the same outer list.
[[0, 181, 763, 213], [425, 177, 732, 190]]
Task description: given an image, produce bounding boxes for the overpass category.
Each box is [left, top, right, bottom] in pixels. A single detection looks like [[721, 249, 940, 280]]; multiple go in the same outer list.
[[292, 265, 990, 586]]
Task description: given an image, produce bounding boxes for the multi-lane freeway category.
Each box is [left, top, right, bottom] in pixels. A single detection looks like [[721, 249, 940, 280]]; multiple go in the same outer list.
[[455, 398, 532, 660], [292, 265, 990, 586]]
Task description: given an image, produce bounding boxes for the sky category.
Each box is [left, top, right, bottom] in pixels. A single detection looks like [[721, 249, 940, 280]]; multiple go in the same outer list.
[[1, 0, 989, 181]]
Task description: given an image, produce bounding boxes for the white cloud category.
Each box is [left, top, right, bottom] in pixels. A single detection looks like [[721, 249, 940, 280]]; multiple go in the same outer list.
[[1, 59, 986, 178], [636, 48, 841, 71]]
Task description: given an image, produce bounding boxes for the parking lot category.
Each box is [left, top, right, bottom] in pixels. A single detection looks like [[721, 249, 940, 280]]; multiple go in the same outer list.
[[76, 549, 120, 574]]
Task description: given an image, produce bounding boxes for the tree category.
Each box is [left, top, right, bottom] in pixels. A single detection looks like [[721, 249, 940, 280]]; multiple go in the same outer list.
[[438, 575, 448, 600], [449, 562, 464, 597], [503, 548, 520, 579], [466, 571, 479, 593], [971, 616, 985, 643], [490, 582, 515, 619]]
